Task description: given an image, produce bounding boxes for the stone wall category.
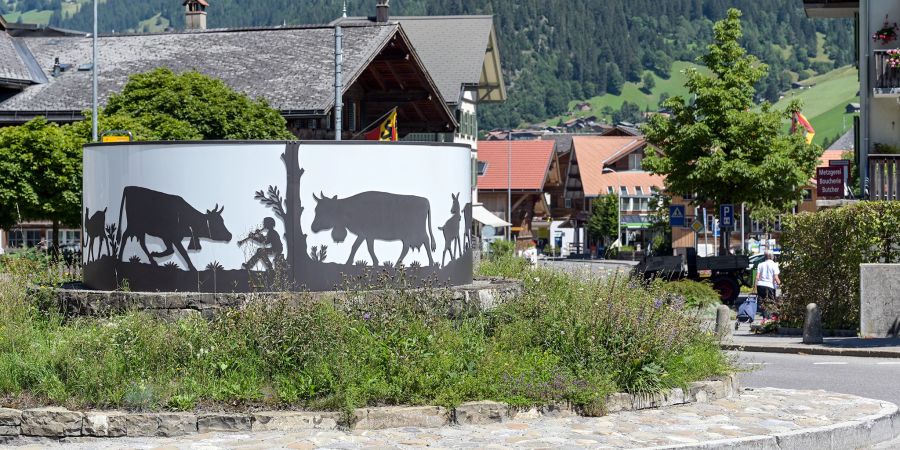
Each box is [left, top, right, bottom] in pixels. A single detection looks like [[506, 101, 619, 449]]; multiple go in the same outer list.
[[41, 279, 523, 321], [860, 264, 900, 338], [0, 376, 739, 442]]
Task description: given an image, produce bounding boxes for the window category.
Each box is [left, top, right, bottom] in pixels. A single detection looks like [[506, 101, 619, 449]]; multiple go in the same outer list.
[[802, 189, 813, 201], [636, 186, 644, 196], [47, 230, 81, 246], [477, 161, 488, 176], [7, 230, 42, 248], [628, 153, 643, 170], [565, 198, 572, 208], [620, 186, 628, 196], [607, 186, 614, 194]]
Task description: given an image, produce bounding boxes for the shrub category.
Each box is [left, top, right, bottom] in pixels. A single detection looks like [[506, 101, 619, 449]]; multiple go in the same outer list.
[[661, 280, 721, 309], [0, 256, 732, 416], [489, 239, 515, 259], [780, 202, 900, 330]]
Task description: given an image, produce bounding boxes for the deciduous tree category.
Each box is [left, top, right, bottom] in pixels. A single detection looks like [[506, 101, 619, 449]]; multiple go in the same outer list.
[[642, 9, 822, 253]]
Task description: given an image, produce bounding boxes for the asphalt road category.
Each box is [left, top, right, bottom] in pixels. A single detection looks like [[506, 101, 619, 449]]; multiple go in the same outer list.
[[734, 351, 900, 407]]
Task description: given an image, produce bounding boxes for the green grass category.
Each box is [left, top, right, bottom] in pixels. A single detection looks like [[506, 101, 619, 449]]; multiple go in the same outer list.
[[0, 253, 732, 416], [2, 9, 53, 25], [136, 13, 170, 33], [808, 101, 857, 146]]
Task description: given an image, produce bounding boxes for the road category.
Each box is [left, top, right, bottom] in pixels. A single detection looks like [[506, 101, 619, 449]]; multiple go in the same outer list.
[[735, 351, 900, 406]]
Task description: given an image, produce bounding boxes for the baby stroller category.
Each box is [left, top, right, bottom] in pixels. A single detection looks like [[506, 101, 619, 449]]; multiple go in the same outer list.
[[734, 294, 758, 330]]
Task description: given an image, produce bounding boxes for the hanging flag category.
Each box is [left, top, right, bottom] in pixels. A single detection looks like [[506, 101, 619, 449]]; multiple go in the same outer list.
[[790, 111, 815, 145], [364, 108, 399, 141]]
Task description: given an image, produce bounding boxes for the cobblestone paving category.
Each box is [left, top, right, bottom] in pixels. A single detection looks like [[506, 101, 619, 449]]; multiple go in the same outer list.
[[9, 388, 894, 449]]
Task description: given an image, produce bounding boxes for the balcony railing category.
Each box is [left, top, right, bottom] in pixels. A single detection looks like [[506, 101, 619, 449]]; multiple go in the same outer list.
[[874, 50, 900, 96], [868, 154, 900, 200]]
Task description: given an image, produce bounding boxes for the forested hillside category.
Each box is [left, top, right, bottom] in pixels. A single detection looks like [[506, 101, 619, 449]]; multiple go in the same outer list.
[[2, 0, 853, 130]]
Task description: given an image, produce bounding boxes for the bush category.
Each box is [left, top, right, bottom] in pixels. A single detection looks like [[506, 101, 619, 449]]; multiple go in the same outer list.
[[780, 202, 900, 330], [0, 256, 732, 416], [488, 239, 515, 259], [661, 280, 721, 309]]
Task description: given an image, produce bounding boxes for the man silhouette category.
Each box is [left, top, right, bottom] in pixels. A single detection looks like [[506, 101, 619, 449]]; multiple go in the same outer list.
[[241, 217, 283, 272]]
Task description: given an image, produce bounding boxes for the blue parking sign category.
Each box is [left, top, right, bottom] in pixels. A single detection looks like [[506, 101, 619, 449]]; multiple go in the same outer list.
[[720, 204, 734, 229], [669, 205, 686, 227]]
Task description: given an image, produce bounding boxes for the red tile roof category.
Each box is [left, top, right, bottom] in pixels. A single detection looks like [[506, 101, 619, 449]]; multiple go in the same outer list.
[[477, 140, 556, 191], [572, 136, 664, 196], [818, 149, 849, 168]]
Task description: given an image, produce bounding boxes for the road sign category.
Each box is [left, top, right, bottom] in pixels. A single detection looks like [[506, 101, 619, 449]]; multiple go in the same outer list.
[[691, 219, 704, 233], [669, 205, 686, 227], [720, 204, 734, 229]]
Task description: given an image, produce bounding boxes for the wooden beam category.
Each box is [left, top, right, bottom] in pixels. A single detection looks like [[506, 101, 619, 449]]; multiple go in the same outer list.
[[361, 90, 430, 102]]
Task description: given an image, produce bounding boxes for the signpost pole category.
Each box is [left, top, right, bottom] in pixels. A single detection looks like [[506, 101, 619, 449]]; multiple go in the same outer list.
[[741, 203, 745, 254], [702, 208, 708, 257]]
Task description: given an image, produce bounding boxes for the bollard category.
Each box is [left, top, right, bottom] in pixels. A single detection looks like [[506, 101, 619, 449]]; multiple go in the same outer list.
[[803, 303, 824, 345], [715, 304, 732, 339]]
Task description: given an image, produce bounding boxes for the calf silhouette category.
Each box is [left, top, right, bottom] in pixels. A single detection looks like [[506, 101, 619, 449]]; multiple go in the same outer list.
[[311, 191, 436, 267], [116, 186, 232, 271], [438, 193, 462, 266], [462, 202, 473, 251], [83, 207, 109, 262]]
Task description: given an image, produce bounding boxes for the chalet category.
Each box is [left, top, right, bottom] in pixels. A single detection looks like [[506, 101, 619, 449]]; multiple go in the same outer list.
[[0, 5, 457, 140], [558, 136, 664, 255], [476, 140, 562, 244]]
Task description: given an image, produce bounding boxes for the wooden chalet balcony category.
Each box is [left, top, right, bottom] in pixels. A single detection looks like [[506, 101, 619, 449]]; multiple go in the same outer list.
[[874, 50, 900, 97], [868, 154, 900, 200]]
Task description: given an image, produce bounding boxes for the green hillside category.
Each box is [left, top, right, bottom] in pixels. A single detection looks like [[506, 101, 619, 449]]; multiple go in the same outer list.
[[774, 65, 858, 146], [545, 62, 708, 125]]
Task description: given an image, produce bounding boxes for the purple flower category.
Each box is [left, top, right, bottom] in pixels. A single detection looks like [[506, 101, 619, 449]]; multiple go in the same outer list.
[[653, 299, 663, 309], [363, 312, 371, 321]]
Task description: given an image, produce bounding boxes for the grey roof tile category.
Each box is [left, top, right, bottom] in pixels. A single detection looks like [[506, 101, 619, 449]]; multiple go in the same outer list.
[[0, 24, 396, 113], [828, 129, 854, 151]]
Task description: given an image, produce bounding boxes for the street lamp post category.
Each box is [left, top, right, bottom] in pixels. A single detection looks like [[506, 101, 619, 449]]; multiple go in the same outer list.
[[602, 167, 621, 248], [507, 130, 512, 241], [91, 0, 98, 142]]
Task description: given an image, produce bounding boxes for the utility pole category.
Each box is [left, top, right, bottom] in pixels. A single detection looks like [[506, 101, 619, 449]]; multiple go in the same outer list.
[[91, 0, 98, 142]]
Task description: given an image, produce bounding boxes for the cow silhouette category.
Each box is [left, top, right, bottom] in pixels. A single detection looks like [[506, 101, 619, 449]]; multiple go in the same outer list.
[[462, 202, 473, 251], [83, 207, 109, 262], [311, 191, 436, 267], [116, 186, 232, 271], [438, 193, 462, 266]]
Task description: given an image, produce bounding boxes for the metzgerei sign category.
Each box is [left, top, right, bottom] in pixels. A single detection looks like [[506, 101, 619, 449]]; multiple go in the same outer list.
[[816, 166, 845, 199]]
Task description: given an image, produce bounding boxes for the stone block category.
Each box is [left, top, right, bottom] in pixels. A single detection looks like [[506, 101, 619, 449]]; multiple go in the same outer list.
[[829, 420, 874, 449], [604, 393, 633, 413], [20, 407, 83, 437], [860, 264, 900, 338], [251, 411, 340, 432], [156, 413, 197, 436], [125, 414, 159, 437], [0, 426, 18, 436], [869, 413, 896, 445], [803, 303, 824, 344], [454, 401, 509, 425], [0, 408, 21, 426], [82, 412, 127, 437], [353, 406, 449, 430], [197, 413, 252, 433], [688, 382, 709, 403]]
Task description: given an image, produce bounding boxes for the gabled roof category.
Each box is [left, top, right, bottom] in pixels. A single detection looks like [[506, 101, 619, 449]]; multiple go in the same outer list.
[[333, 15, 506, 105], [828, 130, 854, 152], [0, 32, 36, 86], [0, 24, 439, 117], [572, 136, 663, 196], [477, 140, 556, 191]]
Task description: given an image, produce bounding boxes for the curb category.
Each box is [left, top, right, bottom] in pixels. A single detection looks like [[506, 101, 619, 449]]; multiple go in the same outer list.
[[644, 399, 900, 450], [722, 343, 900, 359], [0, 376, 739, 441]]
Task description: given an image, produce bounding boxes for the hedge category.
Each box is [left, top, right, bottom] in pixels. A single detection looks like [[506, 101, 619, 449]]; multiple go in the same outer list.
[[780, 202, 900, 330]]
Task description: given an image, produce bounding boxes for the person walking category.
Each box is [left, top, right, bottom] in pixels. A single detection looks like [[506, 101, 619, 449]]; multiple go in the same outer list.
[[756, 250, 781, 320]]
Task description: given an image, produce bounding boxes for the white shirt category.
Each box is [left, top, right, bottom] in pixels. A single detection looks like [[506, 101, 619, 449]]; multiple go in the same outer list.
[[757, 260, 780, 289]]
